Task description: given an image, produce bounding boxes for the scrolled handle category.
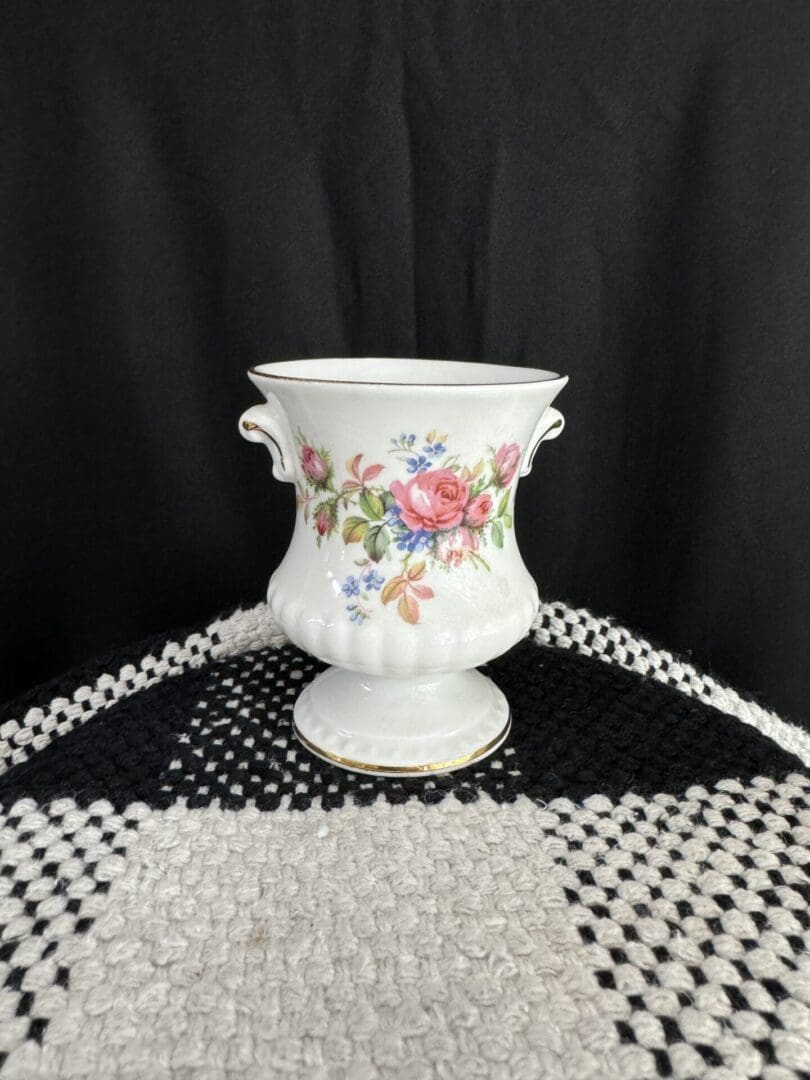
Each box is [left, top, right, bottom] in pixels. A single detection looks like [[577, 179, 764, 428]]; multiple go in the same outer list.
[[238, 400, 296, 483], [520, 407, 565, 477]]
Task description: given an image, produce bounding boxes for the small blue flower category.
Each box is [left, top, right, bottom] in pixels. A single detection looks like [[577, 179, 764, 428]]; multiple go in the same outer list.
[[384, 504, 403, 527], [406, 455, 432, 474], [346, 604, 366, 623], [362, 569, 385, 591], [396, 528, 432, 554], [392, 433, 417, 449], [341, 575, 361, 598], [423, 441, 446, 457]]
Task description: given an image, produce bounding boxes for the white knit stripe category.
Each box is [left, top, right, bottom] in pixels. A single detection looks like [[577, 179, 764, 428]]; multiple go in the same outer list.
[[0, 635, 213, 775], [532, 601, 810, 767], [0, 605, 284, 776], [0, 796, 628, 1080], [3, 597, 807, 775], [206, 601, 285, 659], [5, 778, 810, 1078]]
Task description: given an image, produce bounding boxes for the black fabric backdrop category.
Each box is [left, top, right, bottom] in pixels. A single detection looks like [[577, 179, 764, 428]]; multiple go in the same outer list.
[[3, 2, 809, 723]]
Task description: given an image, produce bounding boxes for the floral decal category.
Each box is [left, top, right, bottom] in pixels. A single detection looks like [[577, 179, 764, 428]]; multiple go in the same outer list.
[[295, 430, 519, 625]]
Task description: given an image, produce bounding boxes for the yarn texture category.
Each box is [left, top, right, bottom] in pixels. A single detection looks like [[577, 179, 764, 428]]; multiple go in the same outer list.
[[0, 600, 808, 1079]]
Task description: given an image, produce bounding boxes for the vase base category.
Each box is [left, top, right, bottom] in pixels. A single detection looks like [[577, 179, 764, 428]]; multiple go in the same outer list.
[[292, 666, 511, 777]]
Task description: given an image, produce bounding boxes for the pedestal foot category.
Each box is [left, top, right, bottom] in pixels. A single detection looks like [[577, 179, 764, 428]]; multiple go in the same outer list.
[[292, 667, 511, 777]]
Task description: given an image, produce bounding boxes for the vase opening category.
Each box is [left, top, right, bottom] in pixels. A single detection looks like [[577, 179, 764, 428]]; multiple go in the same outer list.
[[249, 356, 563, 387]]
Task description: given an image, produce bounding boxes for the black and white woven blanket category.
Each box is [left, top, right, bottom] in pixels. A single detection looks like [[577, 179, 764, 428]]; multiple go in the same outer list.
[[1, 600, 809, 1079]]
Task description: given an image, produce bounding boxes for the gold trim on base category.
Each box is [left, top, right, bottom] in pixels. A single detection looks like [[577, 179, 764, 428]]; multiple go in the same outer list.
[[292, 716, 511, 775]]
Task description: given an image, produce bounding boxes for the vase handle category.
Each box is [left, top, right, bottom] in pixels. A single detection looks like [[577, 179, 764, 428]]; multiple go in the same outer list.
[[520, 407, 565, 477], [239, 397, 296, 483]]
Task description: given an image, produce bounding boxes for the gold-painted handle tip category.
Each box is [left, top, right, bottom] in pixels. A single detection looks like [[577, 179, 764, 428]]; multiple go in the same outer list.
[[241, 417, 287, 470]]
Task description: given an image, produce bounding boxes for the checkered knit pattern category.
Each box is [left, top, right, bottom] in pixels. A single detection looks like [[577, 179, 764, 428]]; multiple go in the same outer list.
[[0, 599, 808, 1079]]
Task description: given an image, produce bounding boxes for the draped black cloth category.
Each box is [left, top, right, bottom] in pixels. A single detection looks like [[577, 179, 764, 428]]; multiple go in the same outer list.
[[3, 1, 808, 722]]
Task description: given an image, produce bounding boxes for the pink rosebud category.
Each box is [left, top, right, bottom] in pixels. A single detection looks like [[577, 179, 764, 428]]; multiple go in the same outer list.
[[315, 507, 332, 535], [300, 445, 330, 486], [463, 492, 493, 528], [389, 469, 469, 533], [435, 526, 479, 568], [493, 443, 521, 487]]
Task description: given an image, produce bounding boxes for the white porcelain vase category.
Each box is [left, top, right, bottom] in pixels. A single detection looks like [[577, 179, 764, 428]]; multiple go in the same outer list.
[[239, 358, 567, 776]]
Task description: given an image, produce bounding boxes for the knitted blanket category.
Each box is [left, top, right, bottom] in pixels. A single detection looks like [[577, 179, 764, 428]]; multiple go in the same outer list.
[[1, 601, 808, 1079]]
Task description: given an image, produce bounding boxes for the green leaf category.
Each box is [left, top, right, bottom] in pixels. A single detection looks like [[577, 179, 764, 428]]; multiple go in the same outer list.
[[491, 520, 504, 549], [342, 516, 369, 544], [359, 490, 385, 521], [503, 512, 513, 529], [380, 490, 396, 512], [497, 490, 510, 517], [364, 523, 390, 562]]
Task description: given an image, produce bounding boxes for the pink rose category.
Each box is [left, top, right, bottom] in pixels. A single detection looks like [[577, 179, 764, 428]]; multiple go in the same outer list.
[[493, 443, 521, 487], [390, 469, 469, 533], [463, 493, 492, 528], [300, 445, 330, 486], [436, 527, 479, 568], [315, 507, 332, 535]]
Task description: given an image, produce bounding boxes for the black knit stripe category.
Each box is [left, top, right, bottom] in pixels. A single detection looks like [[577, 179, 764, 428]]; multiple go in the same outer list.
[[1, 639, 801, 814]]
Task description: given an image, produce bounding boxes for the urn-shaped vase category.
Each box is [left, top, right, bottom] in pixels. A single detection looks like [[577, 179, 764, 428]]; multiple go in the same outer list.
[[240, 357, 567, 776]]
